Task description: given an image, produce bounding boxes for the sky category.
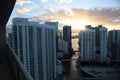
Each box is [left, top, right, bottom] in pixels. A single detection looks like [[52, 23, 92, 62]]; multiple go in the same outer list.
[[7, 0, 120, 30]]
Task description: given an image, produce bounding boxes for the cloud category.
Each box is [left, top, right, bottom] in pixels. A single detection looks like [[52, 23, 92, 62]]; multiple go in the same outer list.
[[113, 19, 120, 22], [16, 0, 32, 6], [88, 7, 120, 25], [41, 0, 48, 3], [40, 0, 73, 3], [17, 7, 31, 16], [57, 6, 75, 16], [57, 0, 73, 3], [30, 7, 120, 30], [40, 6, 55, 13]]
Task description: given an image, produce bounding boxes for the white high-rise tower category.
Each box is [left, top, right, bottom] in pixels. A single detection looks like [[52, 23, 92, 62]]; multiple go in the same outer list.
[[12, 18, 56, 80], [98, 27, 107, 62], [79, 29, 96, 62], [79, 25, 108, 62]]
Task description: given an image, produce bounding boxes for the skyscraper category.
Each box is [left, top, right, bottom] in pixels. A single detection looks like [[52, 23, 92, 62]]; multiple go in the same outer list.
[[58, 31, 68, 52], [97, 26, 108, 62], [79, 29, 96, 62], [79, 25, 108, 62], [63, 25, 72, 53], [108, 30, 120, 49], [108, 30, 120, 60], [12, 18, 57, 80], [45, 22, 58, 50]]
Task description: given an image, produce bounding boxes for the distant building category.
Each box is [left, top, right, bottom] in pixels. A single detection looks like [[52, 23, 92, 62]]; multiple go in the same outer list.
[[85, 25, 92, 29], [59, 31, 63, 40], [111, 42, 120, 60], [58, 40, 68, 52], [79, 25, 108, 62], [57, 60, 62, 75], [58, 31, 68, 52], [63, 25, 72, 52], [79, 29, 96, 62], [97, 26, 108, 62], [108, 30, 120, 60], [108, 30, 120, 49], [12, 18, 57, 80], [57, 52, 63, 59]]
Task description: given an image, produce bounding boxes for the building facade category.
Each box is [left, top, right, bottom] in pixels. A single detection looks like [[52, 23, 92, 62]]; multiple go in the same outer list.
[[58, 40, 68, 52], [58, 31, 68, 52], [98, 27, 108, 62], [12, 18, 57, 80], [108, 30, 120, 60], [45, 22, 58, 50], [79, 29, 96, 62], [63, 25, 72, 52], [79, 25, 108, 62]]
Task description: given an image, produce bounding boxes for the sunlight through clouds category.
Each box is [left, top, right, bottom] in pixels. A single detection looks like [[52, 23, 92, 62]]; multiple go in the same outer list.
[[29, 7, 120, 30], [7, 0, 120, 30]]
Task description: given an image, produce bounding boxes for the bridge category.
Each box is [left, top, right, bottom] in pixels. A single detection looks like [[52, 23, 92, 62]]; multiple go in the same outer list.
[[61, 59, 78, 61], [71, 35, 79, 39], [58, 35, 79, 39], [74, 50, 80, 52]]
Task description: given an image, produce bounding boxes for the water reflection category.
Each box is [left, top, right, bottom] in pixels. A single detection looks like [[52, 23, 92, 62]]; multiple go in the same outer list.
[[62, 38, 92, 78], [72, 39, 78, 50], [62, 52, 91, 78], [68, 52, 82, 78]]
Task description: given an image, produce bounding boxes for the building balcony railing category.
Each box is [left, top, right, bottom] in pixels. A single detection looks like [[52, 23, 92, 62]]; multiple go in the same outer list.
[[0, 43, 33, 80]]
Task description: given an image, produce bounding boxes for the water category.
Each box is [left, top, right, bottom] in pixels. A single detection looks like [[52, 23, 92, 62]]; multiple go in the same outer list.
[[62, 37, 93, 79], [62, 52, 92, 79]]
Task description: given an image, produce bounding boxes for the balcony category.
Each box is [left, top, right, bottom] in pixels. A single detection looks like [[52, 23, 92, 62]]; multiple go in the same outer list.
[[0, 1, 33, 80], [0, 43, 33, 80]]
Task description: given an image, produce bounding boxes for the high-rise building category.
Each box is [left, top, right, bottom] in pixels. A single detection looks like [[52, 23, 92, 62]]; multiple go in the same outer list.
[[57, 60, 62, 75], [58, 31, 68, 52], [58, 38, 68, 53], [63, 25, 72, 52], [108, 30, 120, 49], [108, 30, 120, 60], [97, 26, 108, 62], [45, 22, 58, 33], [12, 18, 57, 80], [45, 22, 58, 50], [79, 25, 108, 62], [79, 29, 96, 62], [111, 42, 120, 60]]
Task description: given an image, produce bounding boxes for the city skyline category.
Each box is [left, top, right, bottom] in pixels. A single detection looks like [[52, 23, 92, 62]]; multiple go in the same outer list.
[[1, 0, 120, 80], [8, 17, 120, 79], [7, 0, 120, 30]]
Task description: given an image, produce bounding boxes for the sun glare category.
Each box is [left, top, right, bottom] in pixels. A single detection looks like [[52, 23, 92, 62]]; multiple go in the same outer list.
[[63, 19, 91, 30]]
